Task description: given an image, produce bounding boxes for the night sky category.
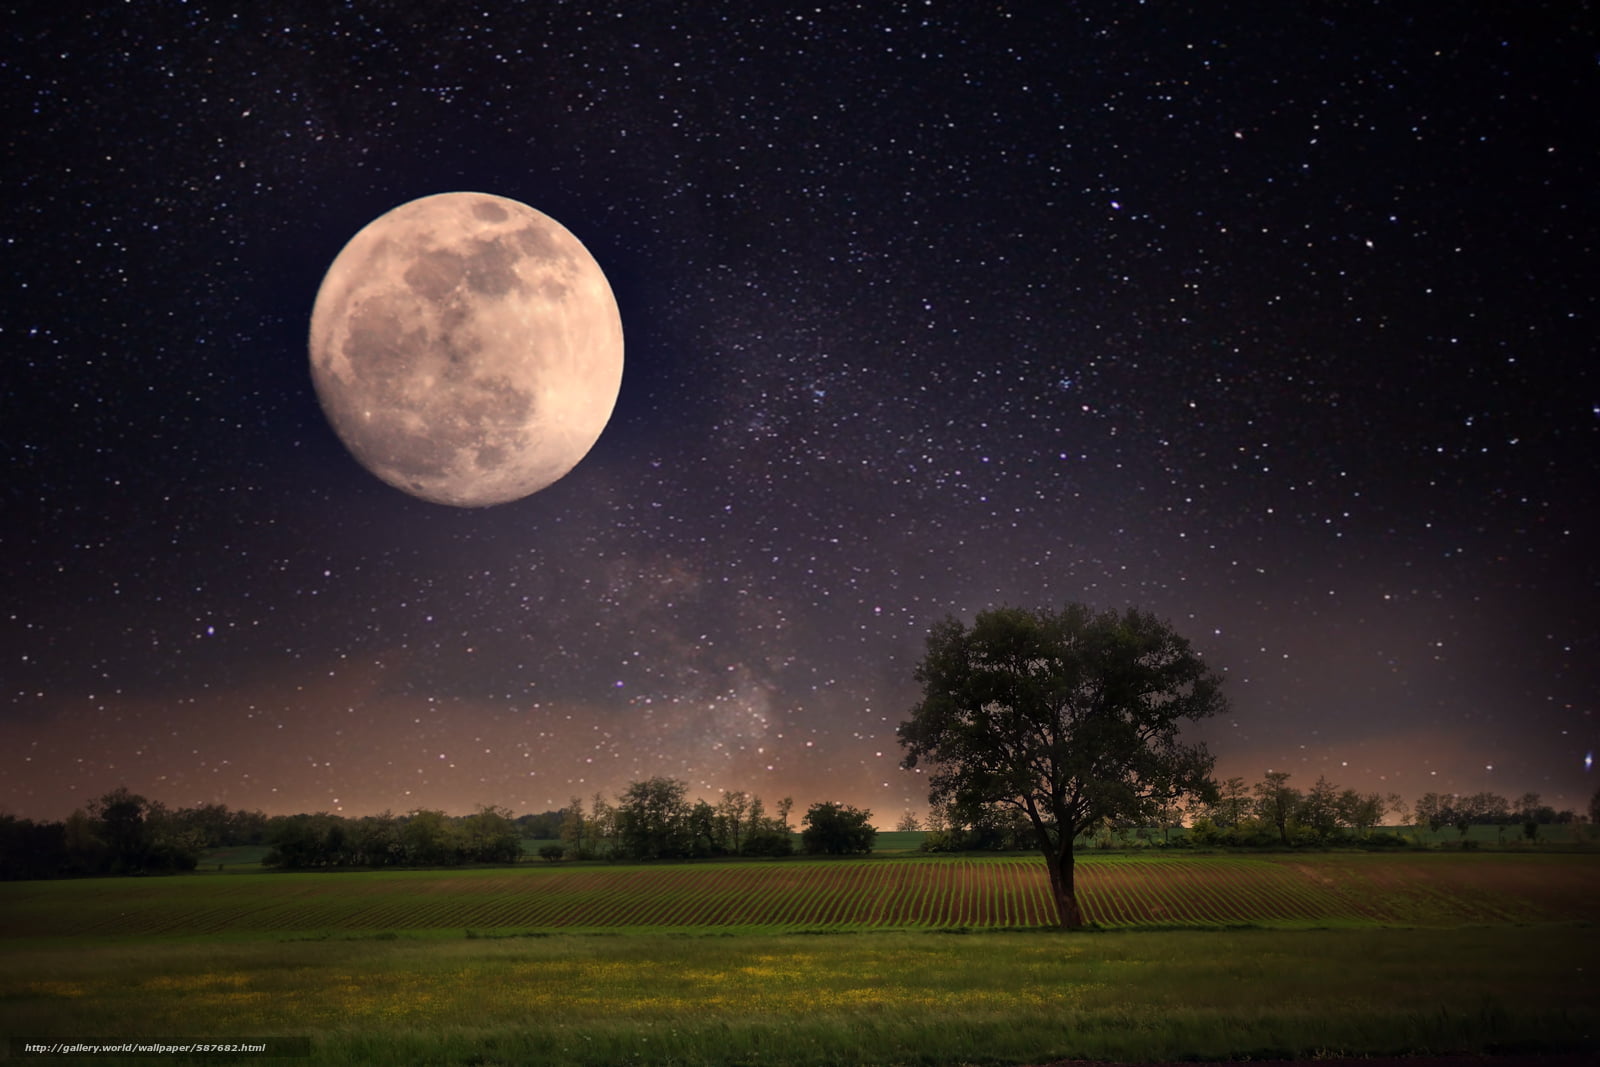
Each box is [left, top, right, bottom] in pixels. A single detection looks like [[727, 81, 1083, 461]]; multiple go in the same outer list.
[[5, 4, 1596, 826]]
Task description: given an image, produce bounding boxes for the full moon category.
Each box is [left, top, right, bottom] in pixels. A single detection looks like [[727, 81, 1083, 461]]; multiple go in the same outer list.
[[308, 192, 623, 507]]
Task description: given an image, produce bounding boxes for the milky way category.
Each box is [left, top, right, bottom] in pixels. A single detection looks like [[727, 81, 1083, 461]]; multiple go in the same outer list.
[[4, 6, 1595, 823]]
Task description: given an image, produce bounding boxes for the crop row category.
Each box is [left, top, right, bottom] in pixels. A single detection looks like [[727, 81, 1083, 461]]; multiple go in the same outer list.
[[3, 853, 1595, 940]]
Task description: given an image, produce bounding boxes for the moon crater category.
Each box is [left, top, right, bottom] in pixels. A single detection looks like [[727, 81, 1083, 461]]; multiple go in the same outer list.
[[309, 192, 623, 507]]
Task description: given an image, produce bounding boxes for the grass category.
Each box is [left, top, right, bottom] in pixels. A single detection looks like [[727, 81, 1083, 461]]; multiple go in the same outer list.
[[4, 926, 1595, 1064], [3, 852, 1597, 1064], [4, 851, 1596, 941]]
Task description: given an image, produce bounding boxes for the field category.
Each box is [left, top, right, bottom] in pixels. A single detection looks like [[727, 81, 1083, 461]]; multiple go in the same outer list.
[[3, 852, 1597, 1064], [3, 852, 1596, 940]]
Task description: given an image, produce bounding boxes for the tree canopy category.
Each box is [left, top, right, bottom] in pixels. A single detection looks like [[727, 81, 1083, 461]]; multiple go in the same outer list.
[[898, 603, 1225, 927], [800, 802, 876, 855]]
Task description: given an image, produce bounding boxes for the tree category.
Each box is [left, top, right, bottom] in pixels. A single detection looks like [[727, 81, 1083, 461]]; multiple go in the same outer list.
[[1253, 772, 1301, 846], [90, 787, 150, 873], [1589, 786, 1600, 828], [898, 604, 1224, 928], [1339, 791, 1386, 837], [617, 777, 691, 860], [1298, 776, 1341, 842], [354, 811, 402, 866], [1386, 793, 1408, 832], [461, 804, 521, 863], [801, 802, 876, 855], [62, 809, 107, 874], [559, 796, 588, 858], [589, 792, 618, 857], [401, 809, 460, 865], [715, 790, 752, 853], [1415, 792, 1446, 835], [1214, 776, 1250, 830], [688, 799, 719, 856], [895, 811, 922, 833]]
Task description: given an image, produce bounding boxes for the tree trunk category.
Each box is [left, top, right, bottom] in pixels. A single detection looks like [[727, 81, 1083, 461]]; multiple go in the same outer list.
[[1044, 844, 1084, 929]]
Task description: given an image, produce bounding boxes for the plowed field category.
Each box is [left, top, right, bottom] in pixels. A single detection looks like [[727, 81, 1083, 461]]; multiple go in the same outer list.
[[3, 852, 1595, 940]]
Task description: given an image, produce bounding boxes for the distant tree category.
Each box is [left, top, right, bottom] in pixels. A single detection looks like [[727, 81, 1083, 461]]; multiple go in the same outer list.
[[354, 811, 402, 866], [962, 802, 1032, 851], [918, 803, 959, 852], [1414, 792, 1446, 835], [538, 843, 565, 862], [1385, 793, 1408, 831], [1252, 772, 1300, 846], [1151, 796, 1183, 844], [560, 796, 588, 858], [90, 787, 150, 873], [1590, 786, 1600, 828], [590, 792, 619, 857], [0, 815, 67, 879], [61, 809, 106, 874], [461, 804, 521, 864], [739, 794, 796, 856], [801, 802, 876, 855], [898, 604, 1224, 928], [1214, 776, 1250, 830], [401, 809, 461, 865], [1297, 776, 1341, 842], [895, 811, 921, 833], [1515, 792, 1542, 821], [1338, 791, 1386, 836], [618, 777, 692, 860], [775, 797, 794, 832], [688, 799, 719, 856], [264, 814, 327, 869], [516, 810, 565, 839], [715, 790, 752, 853], [740, 825, 796, 856], [228, 808, 270, 846], [1469, 791, 1510, 826]]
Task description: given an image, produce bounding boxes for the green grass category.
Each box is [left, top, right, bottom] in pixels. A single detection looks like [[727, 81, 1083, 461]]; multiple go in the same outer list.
[[5, 853, 1597, 1064], [5, 852, 1595, 942], [4, 926, 1594, 1064]]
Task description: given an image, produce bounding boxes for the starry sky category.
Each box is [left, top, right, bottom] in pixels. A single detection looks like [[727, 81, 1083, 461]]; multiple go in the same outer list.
[[4, 4, 1596, 826]]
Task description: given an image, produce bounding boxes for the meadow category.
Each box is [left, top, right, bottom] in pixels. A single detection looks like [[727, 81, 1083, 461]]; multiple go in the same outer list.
[[3, 852, 1597, 1065]]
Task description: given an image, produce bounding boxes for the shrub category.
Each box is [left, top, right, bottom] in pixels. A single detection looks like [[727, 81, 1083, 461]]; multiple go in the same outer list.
[[740, 829, 794, 857], [1360, 832, 1409, 849]]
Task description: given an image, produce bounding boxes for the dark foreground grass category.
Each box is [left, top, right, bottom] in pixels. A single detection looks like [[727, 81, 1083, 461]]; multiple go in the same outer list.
[[4, 925, 1595, 1065]]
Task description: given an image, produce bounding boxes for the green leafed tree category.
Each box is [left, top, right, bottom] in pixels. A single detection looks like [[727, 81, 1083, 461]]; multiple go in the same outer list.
[[1298, 775, 1341, 842], [1253, 771, 1300, 846], [461, 804, 522, 864], [800, 802, 876, 855], [1214, 775, 1250, 830], [89, 786, 149, 873], [898, 604, 1225, 928], [714, 790, 751, 853], [617, 777, 692, 860]]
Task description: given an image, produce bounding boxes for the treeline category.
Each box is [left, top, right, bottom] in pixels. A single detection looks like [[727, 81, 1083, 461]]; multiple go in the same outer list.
[[0, 778, 877, 878], [1209, 776, 1584, 847], [916, 772, 1590, 853], [1411, 789, 1579, 839], [0, 787, 270, 880], [264, 805, 525, 868], [1187, 773, 1403, 848], [550, 778, 875, 862]]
